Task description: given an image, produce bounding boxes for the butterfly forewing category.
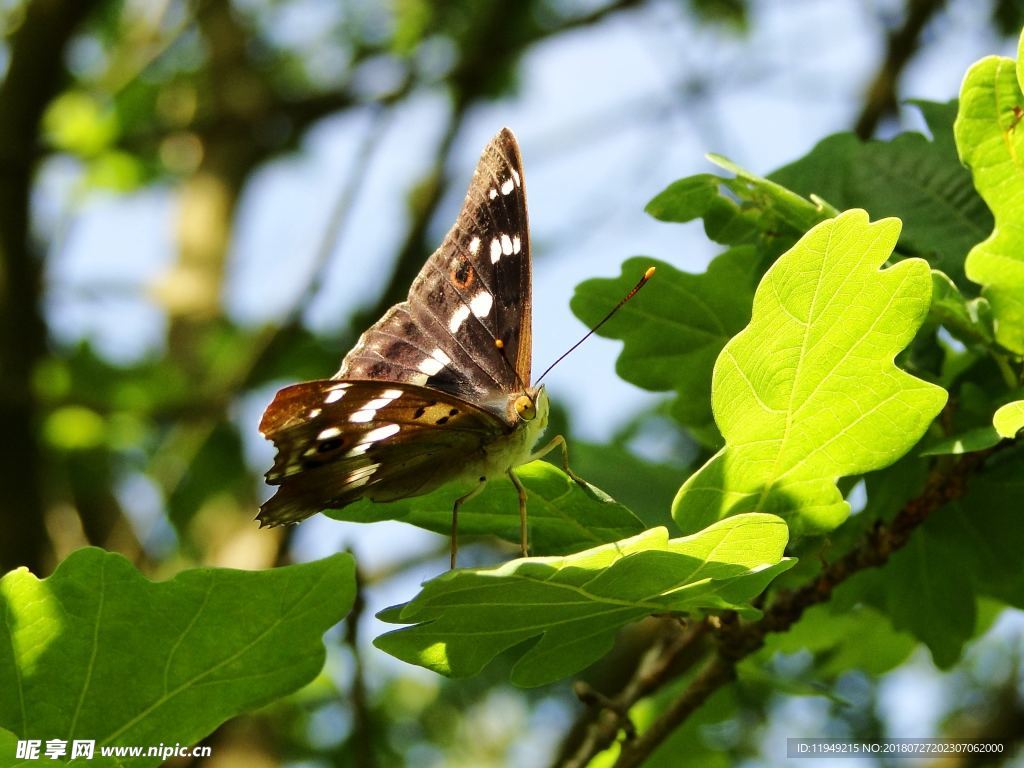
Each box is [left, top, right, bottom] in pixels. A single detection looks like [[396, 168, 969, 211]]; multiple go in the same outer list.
[[258, 379, 508, 526], [259, 128, 544, 536], [338, 128, 532, 403]]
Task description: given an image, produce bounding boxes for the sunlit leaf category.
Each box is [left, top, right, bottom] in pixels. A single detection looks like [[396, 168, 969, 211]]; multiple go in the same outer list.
[[954, 32, 1024, 353], [674, 210, 947, 535], [376, 514, 793, 687], [0, 550, 354, 766], [993, 400, 1024, 438]]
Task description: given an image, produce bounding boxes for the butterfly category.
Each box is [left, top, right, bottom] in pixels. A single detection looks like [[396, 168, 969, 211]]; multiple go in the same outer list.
[[258, 128, 580, 567]]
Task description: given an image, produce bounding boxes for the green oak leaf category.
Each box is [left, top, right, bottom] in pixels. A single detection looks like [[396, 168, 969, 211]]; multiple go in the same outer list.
[[909, 98, 959, 153], [0, 549, 354, 767], [0, 727, 46, 768], [566, 440, 681, 532], [673, 210, 948, 535], [331, 460, 644, 556], [771, 102, 992, 286], [954, 33, 1024, 353], [923, 394, 1024, 454], [570, 253, 759, 444], [707, 155, 837, 235], [851, 531, 975, 669], [758, 599, 916, 679], [920, 425, 1000, 456], [644, 173, 721, 222], [646, 157, 831, 255], [846, 451, 1024, 667], [926, 450, 1024, 607], [375, 514, 794, 687], [929, 270, 994, 347], [993, 401, 1024, 438]]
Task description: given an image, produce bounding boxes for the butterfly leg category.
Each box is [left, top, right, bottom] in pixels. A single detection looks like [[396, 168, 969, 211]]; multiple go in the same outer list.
[[451, 477, 487, 569], [529, 434, 588, 487], [506, 468, 529, 558]]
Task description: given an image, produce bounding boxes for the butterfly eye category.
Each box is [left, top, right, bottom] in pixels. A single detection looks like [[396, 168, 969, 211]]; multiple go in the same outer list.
[[514, 394, 536, 421]]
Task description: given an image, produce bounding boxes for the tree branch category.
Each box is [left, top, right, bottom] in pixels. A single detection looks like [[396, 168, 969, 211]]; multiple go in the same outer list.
[[552, 447, 999, 767], [611, 448, 996, 767], [854, 0, 947, 139]]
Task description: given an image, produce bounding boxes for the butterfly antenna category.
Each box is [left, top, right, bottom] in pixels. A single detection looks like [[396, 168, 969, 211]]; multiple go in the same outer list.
[[536, 266, 655, 384]]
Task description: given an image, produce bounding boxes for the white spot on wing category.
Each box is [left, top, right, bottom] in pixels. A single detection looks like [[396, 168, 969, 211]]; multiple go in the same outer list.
[[490, 238, 502, 264], [501, 178, 514, 195], [317, 427, 341, 440], [324, 382, 350, 403], [512, 169, 521, 186], [470, 291, 493, 318], [449, 304, 471, 333], [418, 357, 443, 376], [418, 347, 451, 376], [348, 391, 402, 422], [469, 236, 480, 255], [363, 424, 400, 443], [346, 464, 380, 489], [512, 235, 521, 254], [308, 408, 321, 418], [345, 423, 400, 457], [410, 372, 428, 386], [489, 188, 498, 199], [500, 234, 513, 255]]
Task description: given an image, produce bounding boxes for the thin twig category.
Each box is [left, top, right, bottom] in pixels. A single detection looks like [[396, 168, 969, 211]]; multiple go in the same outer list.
[[558, 618, 708, 768], [344, 561, 378, 768]]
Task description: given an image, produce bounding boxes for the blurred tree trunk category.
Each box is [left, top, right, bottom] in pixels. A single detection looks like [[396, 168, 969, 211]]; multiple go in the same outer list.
[[150, 0, 279, 563], [159, 0, 267, 368], [0, 0, 101, 573]]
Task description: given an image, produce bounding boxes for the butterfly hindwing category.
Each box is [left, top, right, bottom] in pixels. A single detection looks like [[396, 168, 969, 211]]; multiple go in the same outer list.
[[338, 128, 532, 402], [258, 379, 508, 526]]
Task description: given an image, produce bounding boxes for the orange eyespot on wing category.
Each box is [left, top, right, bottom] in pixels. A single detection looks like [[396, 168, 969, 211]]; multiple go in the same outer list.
[[451, 256, 476, 289]]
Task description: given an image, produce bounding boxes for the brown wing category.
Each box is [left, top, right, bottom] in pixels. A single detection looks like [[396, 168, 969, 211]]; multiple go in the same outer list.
[[258, 379, 508, 526], [337, 127, 532, 404]]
